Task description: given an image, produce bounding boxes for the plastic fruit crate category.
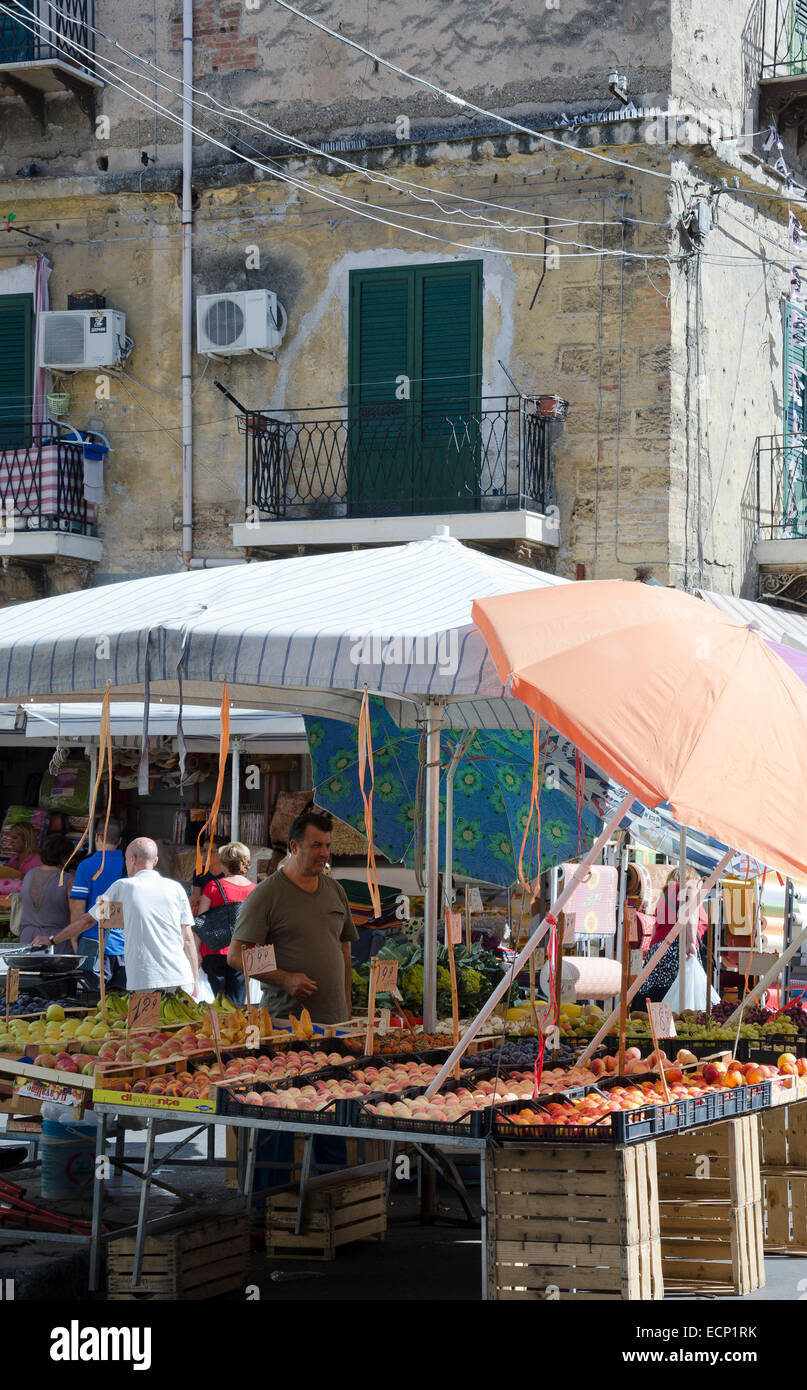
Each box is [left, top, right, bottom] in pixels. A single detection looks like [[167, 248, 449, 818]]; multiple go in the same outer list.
[[355, 1078, 493, 1139], [491, 1096, 686, 1144], [215, 1067, 358, 1125]]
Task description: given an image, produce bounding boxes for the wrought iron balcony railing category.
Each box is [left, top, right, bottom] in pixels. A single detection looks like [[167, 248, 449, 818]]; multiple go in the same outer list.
[[760, 0, 807, 78], [754, 433, 807, 539], [0, 0, 95, 70], [0, 420, 95, 535], [240, 394, 560, 523]]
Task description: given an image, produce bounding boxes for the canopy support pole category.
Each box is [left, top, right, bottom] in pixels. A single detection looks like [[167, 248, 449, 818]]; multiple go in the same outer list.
[[725, 917, 807, 1025], [578, 847, 734, 1065], [425, 792, 633, 1095], [230, 738, 241, 843], [85, 742, 97, 847], [422, 699, 445, 1033], [678, 826, 687, 1013]]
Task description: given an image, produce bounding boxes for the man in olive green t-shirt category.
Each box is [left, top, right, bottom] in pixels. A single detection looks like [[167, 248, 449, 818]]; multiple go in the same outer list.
[[228, 810, 358, 1024]]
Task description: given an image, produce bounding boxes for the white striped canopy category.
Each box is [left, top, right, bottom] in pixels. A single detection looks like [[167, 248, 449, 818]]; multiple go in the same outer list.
[[698, 588, 807, 648], [0, 535, 567, 727], [0, 703, 308, 752]]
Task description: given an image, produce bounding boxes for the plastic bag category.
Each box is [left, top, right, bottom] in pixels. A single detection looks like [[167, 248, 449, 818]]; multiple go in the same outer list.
[[662, 954, 720, 1010], [194, 972, 216, 1004]]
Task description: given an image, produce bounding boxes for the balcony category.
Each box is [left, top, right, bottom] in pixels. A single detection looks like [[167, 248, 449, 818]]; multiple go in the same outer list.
[[759, 0, 807, 149], [0, 419, 102, 562], [0, 0, 100, 129], [231, 394, 562, 553]]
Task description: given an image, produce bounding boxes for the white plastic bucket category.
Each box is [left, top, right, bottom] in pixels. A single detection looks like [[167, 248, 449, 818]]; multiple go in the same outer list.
[[40, 1120, 96, 1200]]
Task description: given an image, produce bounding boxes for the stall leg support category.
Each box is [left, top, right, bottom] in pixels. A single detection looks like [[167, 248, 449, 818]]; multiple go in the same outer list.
[[294, 1135, 314, 1235], [88, 1112, 107, 1294], [131, 1118, 156, 1288]]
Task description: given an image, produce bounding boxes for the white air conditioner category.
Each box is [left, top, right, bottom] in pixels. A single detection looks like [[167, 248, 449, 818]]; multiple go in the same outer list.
[[196, 290, 287, 357], [38, 310, 127, 371]]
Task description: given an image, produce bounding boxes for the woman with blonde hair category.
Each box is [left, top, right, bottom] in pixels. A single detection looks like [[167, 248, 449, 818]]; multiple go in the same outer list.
[[193, 841, 254, 1004], [2, 822, 42, 879]]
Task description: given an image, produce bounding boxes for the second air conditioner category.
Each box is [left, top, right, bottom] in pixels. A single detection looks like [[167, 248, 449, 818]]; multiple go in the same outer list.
[[196, 290, 287, 357]]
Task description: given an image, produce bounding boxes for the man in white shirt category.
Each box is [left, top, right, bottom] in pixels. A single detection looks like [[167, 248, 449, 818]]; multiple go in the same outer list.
[[64, 837, 198, 995]]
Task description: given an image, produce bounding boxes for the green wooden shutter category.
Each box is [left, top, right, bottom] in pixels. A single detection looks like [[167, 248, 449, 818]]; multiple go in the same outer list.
[[783, 298, 807, 534], [0, 293, 33, 449], [0, 1, 35, 64], [790, 0, 807, 74], [347, 261, 482, 516]]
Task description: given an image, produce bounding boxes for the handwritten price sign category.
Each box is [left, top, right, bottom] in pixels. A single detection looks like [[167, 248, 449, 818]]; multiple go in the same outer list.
[[373, 957, 399, 993], [5, 967, 19, 1007], [242, 944, 277, 976], [647, 1000, 677, 1039], [128, 990, 161, 1032], [444, 912, 462, 946], [97, 898, 124, 929]]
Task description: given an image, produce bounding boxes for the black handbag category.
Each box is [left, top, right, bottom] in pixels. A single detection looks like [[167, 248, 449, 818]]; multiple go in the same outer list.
[[194, 877, 241, 951]]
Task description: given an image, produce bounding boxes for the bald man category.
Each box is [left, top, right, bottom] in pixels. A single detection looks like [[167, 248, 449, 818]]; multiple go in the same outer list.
[[60, 837, 198, 995]]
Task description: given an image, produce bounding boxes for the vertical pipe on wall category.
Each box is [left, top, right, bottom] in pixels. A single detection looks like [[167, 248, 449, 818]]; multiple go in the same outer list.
[[230, 739, 241, 843], [180, 0, 194, 565]]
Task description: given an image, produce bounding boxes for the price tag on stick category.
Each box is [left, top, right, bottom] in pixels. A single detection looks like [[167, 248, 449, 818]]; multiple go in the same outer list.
[[128, 990, 161, 1033], [241, 944, 276, 1028], [364, 957, 399, 1055], [646, 998, 674, 1103], [206, 1004, 223, 1067], [5, 966, 19, 1023]]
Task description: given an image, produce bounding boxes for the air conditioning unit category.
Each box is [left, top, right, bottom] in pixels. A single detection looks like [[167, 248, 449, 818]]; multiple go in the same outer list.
[[196, 290, 287, 357], [38, 310, 127, 371]]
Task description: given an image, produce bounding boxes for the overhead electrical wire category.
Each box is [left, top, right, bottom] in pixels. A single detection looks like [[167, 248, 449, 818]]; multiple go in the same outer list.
[[0, 1, 679, 263], [0, 0, 678, 236]]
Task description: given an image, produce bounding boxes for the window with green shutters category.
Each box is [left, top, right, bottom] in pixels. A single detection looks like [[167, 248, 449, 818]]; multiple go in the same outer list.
[[783, 297, 807, 534], [347, 261, 482, 517], [789, 0, 807, 74], [0, 293, 34, 449]]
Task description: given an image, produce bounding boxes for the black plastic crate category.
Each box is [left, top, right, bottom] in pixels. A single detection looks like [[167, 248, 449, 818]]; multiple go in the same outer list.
[[355, 1078, 493, 1138], [746, 1035, 806, 1062], [491, 1096, 684, 1144], [215, 1066, 358, 1125]]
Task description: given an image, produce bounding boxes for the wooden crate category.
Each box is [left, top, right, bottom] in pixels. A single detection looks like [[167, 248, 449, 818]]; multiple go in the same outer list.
[[761, 1099, 807, 1254], [107, 1213, 250, 1300], [266, 1161, 387, 1261], [486, 1144, 662, 1301], [656, 1116, 764, 1295]]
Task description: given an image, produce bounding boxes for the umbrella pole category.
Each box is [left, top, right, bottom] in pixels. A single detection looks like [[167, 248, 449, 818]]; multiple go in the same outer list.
[[425, 792, 633, 1096], [422, 699, 444, 1033], [678, 827, 687, 1013], [578, 848, 734, 1066], [230, 737, 241, 842]]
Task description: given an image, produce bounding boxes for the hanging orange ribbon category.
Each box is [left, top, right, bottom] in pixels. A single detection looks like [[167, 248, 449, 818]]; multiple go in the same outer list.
[[358, 687, 381, 919], [60, 684, 113, 886], [517, 714, 541, 896], [196, 681, 230, 875]]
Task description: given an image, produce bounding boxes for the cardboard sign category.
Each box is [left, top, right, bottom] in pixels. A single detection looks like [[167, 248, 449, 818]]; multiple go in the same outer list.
[[647, 1000, 677, 1039], [242, 944, 277, 976], [128, 990, 161, 1032], [374, 957, 399, 993], [15, 1077, 83, 1106], [558, 863, 618, 941], [629, 950, 643, 976], [96, 897, 124, 928], [444, 912, 462, 946], [5, 968, 19, 1007]]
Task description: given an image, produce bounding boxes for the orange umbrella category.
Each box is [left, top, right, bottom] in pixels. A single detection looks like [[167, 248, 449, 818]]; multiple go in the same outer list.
[[472, 581, 807, 881]]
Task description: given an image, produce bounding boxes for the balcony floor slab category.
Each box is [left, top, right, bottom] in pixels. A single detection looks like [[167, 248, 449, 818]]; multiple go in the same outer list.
[[232, 509, 560, 552]]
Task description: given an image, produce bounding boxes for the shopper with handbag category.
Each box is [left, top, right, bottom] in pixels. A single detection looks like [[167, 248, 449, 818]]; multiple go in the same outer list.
[[193, 841, 254, 1005]]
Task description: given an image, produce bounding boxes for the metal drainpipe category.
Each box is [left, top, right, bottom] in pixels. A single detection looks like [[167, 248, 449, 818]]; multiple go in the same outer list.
[[180, 0, 194, 567]]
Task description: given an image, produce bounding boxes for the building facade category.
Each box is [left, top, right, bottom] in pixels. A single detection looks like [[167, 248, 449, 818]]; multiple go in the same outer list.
[[0, 0, 802, 605]]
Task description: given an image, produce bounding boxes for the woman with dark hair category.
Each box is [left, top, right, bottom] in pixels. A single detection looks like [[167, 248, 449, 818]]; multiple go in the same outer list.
[[23, 835, 77, 949]]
